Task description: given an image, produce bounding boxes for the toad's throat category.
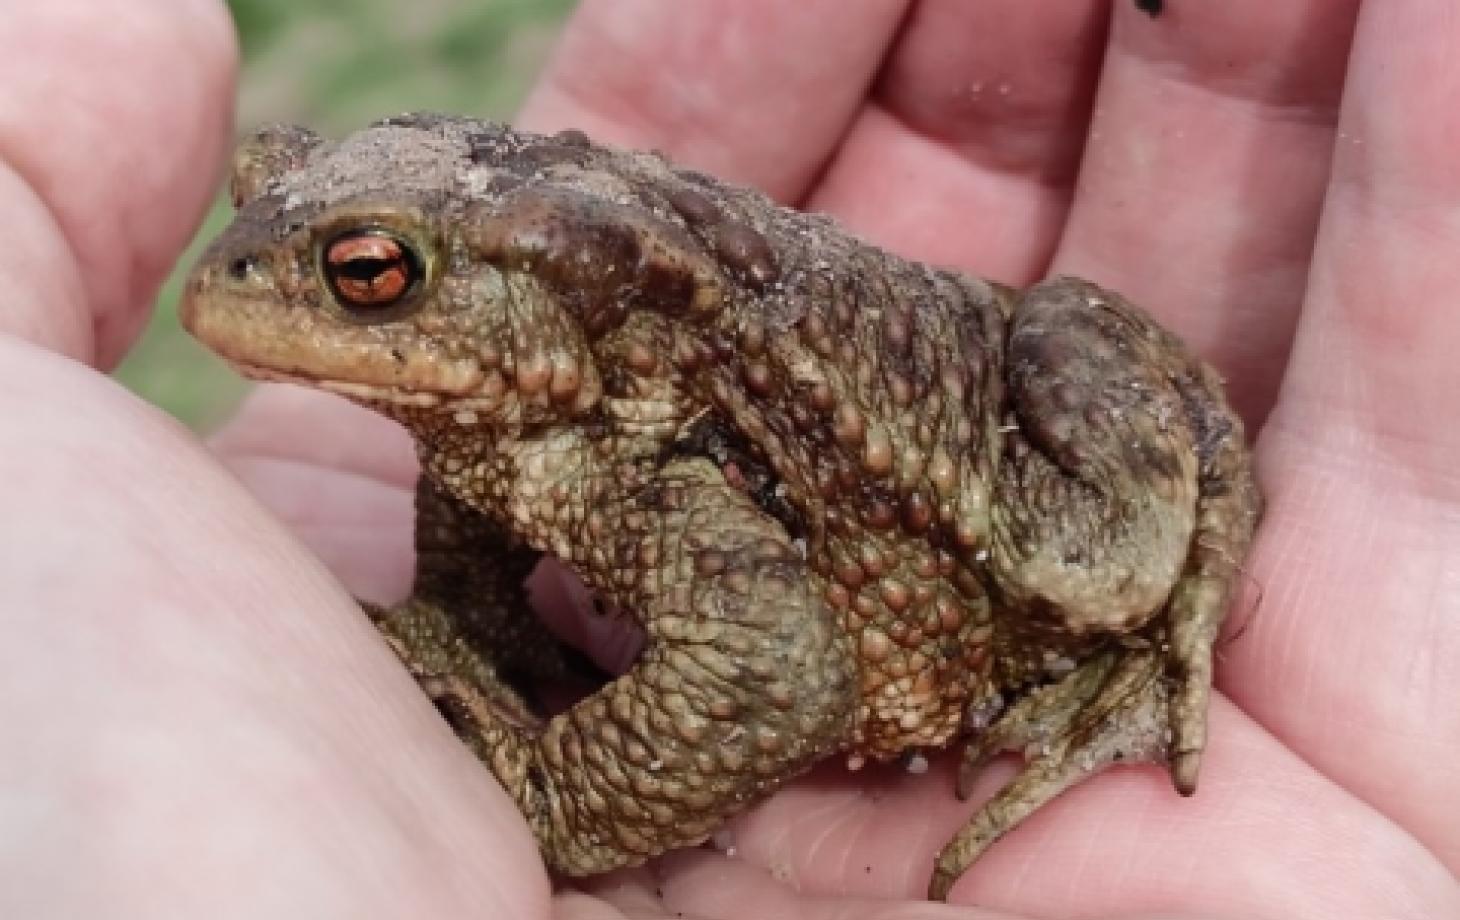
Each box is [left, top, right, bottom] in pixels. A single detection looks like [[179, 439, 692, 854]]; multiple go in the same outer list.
[[225, 360, 456, 409]]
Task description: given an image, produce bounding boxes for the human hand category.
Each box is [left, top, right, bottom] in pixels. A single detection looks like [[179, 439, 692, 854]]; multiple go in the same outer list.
[[3, 1, 1456, 918], [0, 4, 547, 918], [510, 4, 1460, 916]]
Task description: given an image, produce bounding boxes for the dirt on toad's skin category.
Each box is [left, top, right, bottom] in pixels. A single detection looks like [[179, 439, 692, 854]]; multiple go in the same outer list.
[[182, 114, 1259, 901]]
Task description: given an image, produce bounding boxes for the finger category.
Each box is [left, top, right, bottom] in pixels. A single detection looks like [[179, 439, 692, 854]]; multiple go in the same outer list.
[[806, 0, 1108, 280], [1052, 0, 1360, 422], [211, 385, 419, 486], [209, 385, 419, 604], [644, 851, 1023, 920], [728, 701, 1459, 915], [0, 0, 236, 367], [0, 343, 550, 917], [516, 0, 910, 200], [1225, 0, 1460, 873]]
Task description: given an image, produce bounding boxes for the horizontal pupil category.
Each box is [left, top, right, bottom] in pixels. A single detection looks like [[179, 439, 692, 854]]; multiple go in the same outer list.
[[336, 257, 398, 281]]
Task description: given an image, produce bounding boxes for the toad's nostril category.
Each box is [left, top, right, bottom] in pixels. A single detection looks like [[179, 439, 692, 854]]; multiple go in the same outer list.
[[227, 255, 255, 280]]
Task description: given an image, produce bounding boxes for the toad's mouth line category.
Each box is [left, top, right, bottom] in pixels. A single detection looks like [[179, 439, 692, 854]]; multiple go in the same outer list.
[[227, 359, 449, 408], [222, 359, 520, 412]]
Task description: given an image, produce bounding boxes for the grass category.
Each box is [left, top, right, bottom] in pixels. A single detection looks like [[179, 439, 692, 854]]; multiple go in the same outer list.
[[113, 0, 575, 428]]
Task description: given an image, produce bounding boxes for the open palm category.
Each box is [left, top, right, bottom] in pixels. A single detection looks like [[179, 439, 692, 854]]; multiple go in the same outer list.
[[2, 1, 1456, 918]]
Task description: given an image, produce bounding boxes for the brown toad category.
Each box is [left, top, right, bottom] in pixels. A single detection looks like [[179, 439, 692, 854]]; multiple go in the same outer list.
[[181, 114, 1259, 900]]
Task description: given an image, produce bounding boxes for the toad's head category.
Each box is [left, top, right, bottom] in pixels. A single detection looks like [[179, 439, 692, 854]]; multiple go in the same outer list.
[[182, 114, 728, 427]]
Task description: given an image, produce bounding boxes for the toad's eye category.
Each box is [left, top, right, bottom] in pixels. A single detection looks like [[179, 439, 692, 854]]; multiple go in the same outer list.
[[321, 230, 421, 312]]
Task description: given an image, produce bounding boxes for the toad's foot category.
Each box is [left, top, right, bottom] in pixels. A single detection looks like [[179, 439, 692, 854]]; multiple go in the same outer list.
[[930, 642, 1176, 900], [365, 596, 546, 732]]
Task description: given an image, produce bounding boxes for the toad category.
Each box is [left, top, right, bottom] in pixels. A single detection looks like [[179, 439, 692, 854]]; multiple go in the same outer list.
[[181, 114, 1259, 900]]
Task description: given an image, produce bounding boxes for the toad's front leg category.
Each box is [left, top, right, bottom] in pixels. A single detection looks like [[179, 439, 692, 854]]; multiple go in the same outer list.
[[379, 457, 857, 875], [363, 477, 587, 693]]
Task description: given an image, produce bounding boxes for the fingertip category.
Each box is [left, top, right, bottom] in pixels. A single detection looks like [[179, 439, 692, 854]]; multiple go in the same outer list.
[[516, 0, 908, 200], [0, 0, 239, 367]]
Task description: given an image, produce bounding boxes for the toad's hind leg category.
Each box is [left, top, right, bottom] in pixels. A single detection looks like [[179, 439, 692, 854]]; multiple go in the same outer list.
[[931, 278, 1259, 900]]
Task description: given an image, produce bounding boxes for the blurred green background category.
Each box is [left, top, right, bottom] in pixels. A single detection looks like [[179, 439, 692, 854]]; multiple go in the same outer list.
[[113, 0, 576, 428]]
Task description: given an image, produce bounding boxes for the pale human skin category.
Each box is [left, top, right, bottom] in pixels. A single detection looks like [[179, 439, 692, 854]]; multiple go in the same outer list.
[[0, 0, 1456, 917]]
